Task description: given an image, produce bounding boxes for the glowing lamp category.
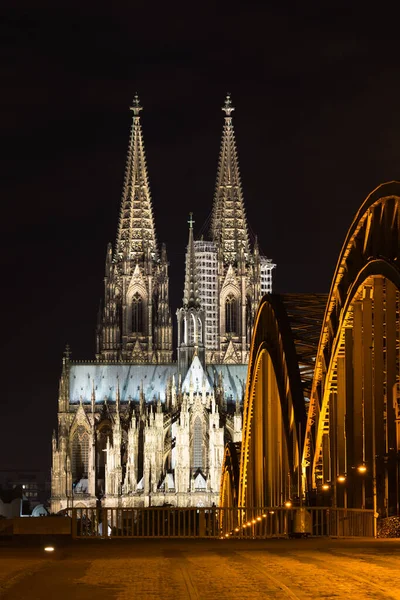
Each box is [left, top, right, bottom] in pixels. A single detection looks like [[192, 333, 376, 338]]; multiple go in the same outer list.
[[337, 475, 346, 483], [284, 501, 292, 508], [357, 464, 367, 474], [44, 546, 55, 552], [322, 483, 330, 491]]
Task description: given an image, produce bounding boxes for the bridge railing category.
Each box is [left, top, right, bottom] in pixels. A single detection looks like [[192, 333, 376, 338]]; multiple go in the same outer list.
[[221, 507, 375, 539], [65, 506, 374, 539]]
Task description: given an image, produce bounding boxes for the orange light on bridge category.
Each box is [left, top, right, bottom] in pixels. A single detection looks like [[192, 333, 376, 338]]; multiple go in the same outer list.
[[322, 483, 330, 491], [357, 464, 367, 474], [337, 475, 346, 483], [284, 501, 292, 508]]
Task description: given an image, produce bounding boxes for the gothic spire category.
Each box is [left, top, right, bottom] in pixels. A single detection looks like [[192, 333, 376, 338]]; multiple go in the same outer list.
[[115, 94, 158, 261], [211, 93, 250, 263], [183, 213, 200, 308]]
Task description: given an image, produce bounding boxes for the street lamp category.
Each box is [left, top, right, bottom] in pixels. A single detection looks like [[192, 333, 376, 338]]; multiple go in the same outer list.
[[337, 474, 347, 509]]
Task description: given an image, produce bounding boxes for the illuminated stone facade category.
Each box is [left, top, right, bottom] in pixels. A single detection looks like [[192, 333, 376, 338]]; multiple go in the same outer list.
[[51, 95, 274, 513]]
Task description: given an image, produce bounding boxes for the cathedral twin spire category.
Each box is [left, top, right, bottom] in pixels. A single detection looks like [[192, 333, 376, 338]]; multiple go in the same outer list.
[[115, 94, 157, 262], [97, 94, 173, 362], [211, 94, 250, 263]]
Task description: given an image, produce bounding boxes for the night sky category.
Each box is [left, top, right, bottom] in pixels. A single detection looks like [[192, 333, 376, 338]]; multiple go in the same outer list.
[[2, 3, 400, 473]]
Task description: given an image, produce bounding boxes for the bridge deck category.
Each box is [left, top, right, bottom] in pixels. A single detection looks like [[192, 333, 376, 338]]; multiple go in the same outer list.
[[1, 538, 400, 599]]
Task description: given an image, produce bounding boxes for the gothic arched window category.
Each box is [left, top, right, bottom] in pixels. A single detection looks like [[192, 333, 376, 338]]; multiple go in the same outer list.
[[197, 317, 202, 344], [189, 312, 196, 346], [193, 416, 203, 470], [225, 294, 238, 334], [132, 293, 143, 333], [71, 426, 89, 482]]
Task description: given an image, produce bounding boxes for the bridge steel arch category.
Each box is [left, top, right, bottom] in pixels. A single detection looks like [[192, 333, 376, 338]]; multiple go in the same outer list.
[[305, 182, 400, 516], [219, 293, 326, 510], [236, 295, 310, 509]]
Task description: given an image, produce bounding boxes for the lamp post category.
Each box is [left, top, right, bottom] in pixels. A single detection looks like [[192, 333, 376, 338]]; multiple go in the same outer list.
[[337, 475, 347, 511], [357, 462, 376, 537], [370, 342, 378, 538], [337, 474, 347, 510], [357, 463, 366, 509]]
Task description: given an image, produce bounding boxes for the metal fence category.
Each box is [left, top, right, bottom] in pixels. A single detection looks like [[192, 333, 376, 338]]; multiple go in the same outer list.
[[66, 506, 375, 539]]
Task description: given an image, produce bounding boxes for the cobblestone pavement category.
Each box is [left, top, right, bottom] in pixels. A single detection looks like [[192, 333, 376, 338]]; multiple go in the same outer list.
[[1, 538, 400, 599]]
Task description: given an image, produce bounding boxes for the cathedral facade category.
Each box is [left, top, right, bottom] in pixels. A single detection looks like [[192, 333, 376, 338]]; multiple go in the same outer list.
[[51, 95, 275, 513]]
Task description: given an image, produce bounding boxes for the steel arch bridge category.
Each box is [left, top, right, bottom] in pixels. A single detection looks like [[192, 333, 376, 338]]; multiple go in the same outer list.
[[220, 182, 400, 518]]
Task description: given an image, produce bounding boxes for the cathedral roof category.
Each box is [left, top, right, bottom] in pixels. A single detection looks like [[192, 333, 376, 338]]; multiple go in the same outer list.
[[210, 94, 250, 263], [69, 364, 177, 404], [115, 95, 158, 262], [181, 355, 212, 394], [68, 362, 248, 403], [206, 364, 247, 401]]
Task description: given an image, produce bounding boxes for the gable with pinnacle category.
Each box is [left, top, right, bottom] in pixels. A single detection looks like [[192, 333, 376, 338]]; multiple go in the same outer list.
[[131, 338, 145, 361], [126, 263, 148, 301], [220, 264, 241, 299], [182, 355, 212, 394], [222, 339, 242, 364], [70, 402, 92, 437]]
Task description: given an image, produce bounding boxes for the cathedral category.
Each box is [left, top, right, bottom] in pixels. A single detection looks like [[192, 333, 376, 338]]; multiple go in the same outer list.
[[51, 95, 275, 512]]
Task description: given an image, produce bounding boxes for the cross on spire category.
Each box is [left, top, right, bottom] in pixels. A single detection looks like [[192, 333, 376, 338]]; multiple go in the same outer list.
[[130, 93, 142, 116], [222, 93, 235, 117], [188, 212, 195, 229]]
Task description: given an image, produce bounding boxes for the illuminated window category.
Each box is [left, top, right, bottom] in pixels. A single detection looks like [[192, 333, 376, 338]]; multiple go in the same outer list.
[[225, 294, 238, 334], [132, 293, 143, 333]]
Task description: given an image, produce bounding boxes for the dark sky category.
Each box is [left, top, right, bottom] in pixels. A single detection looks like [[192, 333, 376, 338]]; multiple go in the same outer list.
[[2, 2, 400, 473]]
